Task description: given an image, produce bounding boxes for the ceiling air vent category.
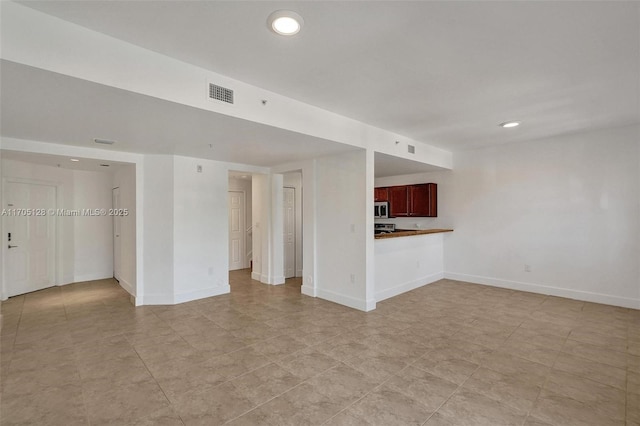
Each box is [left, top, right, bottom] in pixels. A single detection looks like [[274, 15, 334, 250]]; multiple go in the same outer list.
[[209, 83, 234, 104], [408, 144, 415, 154]]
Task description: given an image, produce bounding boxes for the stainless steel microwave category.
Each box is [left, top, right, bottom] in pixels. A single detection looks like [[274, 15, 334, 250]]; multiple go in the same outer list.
[[374, 202, 389, 219]]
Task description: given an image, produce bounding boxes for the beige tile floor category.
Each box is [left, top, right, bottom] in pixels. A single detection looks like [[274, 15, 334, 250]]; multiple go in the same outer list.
[[1, 269, 639, 425]]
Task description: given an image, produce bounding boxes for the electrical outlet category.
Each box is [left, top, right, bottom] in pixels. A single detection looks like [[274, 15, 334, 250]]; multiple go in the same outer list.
[[196, 165, 203, 173], [524, 264, 531, 272], [417, 260, 420, 268], [350, 274, 355, 283], [350, 224, 355, 233]]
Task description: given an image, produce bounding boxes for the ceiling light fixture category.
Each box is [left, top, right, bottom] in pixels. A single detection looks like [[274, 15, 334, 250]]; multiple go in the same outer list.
[[70, 158, 80, 162], [267, 10, 304, 36], [499, 121, 520, 128]]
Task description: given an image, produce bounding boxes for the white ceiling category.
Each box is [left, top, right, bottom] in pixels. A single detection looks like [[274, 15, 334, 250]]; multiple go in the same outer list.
[[374, 152, 446, 178], [0, 60, 359, 167], [16, 1, 640, 152], [1, 150, 127, 173]]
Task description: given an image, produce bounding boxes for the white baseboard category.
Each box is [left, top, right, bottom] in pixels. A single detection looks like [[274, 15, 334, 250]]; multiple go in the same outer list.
[[444, 272, 640, 310], [61, 274, 75, 286], [316, 288, 370, 312], [301, 284, 316, 297], [174, 285, 230, 304], [376, 272, 444, 302], [73, 273, 112, 283], [118, 278, 135, 296], [138, 285, 230, 305], [250, 272, 285, 285]]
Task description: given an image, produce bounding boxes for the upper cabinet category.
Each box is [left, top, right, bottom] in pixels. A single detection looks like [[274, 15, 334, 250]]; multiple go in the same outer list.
[[379, 183, 437, 217], [374, 187, 389, 202], [389, 186, 409, 216], [409, 183, 437, 217]]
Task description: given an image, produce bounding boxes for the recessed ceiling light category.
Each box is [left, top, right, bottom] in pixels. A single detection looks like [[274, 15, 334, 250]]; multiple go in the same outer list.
[[499, 121, 520, 128], [70, 158, 80, 162], [267, 10, 304, 36]]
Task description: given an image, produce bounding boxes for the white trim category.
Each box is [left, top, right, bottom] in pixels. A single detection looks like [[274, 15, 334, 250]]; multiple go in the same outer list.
[[251, 271, 261, 281], [376, 272, 444, 302], [301, 284, 316, 297], [174, 285, 230, 304], [138, 285, 230, 305], [316, 288, 370, 312], [117, 277, 135, 296], [444, 272, 640, 310], [73, 273, 113, 283], [259, 274, 285, 285]]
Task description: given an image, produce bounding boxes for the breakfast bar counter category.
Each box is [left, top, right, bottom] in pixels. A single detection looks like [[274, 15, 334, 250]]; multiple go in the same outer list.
[[374, 229, 453, 302], [374, 228, 453, 239]]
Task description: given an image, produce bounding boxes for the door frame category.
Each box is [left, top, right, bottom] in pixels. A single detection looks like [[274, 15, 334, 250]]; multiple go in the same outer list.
[[228, 190, 247, 270], [112, 186, 121, 281], [1, 177, 63, 300], [283, 186, 296, 279]]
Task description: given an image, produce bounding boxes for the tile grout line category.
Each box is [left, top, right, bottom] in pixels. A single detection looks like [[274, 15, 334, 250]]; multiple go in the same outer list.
[[223, 362, 347, 425]]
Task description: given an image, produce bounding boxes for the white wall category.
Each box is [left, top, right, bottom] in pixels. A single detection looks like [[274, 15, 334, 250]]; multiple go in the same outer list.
[[444, 125, 640, 308], [283, 172, 303, 277], [375, 233, 445, 301], [229, 176, 252, 269], [141, 155, 174, 303], [172, 156, 230, 301], [112, 164, 136, 295], [315, 150, 369, 310], [73, 169, 113, 282]]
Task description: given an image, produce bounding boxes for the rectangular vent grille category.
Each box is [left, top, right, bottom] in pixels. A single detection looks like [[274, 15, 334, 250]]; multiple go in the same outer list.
[[209, 83, 234, 104], [408, 144, 415, 154]]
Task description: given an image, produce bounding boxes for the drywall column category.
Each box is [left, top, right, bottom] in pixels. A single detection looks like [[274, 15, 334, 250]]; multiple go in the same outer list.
[[172, 156, 230, 302], [315, 150, 369, 310], [141, 155, 174, 304], [365, 149, 376, 310], [251, 173, 285, 285]]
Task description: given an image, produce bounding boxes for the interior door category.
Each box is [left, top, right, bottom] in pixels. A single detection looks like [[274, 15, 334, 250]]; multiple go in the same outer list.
[[4, 182, 56, 297], [228, 191, 245, 270], [112, 187, 121, 280], [283, 187, 295, 279]]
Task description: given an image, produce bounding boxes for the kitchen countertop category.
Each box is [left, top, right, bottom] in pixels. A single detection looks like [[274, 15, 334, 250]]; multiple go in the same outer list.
[[374, 228, 453, 239]]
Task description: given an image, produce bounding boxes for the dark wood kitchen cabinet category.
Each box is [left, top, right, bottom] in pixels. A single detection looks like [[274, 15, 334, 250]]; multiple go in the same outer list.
[[389, 186, 409, 216], [410, 183, 437, 217], [374, 187, 389, 202], [382, 183, 437, 217]]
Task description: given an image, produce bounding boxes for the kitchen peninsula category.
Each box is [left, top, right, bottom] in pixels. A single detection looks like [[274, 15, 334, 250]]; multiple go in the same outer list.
[[375, 228, 453, 302]]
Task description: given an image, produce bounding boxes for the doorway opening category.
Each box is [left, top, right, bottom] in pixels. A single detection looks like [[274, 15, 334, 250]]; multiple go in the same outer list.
[[228, 172, 252, 273], [1, 150, 137, 302]]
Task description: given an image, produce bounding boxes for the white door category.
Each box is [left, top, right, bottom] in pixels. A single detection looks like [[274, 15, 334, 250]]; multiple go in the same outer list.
[[283, 187, 295, 279], [4, 182, 56, 297], [228, 191, 245, 270], [112, 187, 121, 281]]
